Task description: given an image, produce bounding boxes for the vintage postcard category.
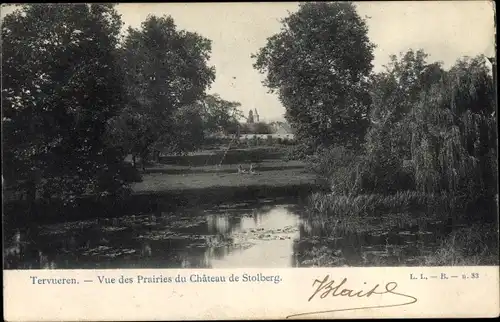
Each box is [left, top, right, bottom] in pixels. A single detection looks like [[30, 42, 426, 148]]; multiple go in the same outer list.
[[2, 1, 499, 320]]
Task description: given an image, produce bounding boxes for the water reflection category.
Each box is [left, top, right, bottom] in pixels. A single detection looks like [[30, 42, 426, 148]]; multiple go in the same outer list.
[[294, 213, 447, 267], [4, 200, 455, 269]]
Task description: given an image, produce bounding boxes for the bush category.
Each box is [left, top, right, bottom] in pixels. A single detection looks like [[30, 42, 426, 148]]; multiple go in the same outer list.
[[307, 146, 359, 194]]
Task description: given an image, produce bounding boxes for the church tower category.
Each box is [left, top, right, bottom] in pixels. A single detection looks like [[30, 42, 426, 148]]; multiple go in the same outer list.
[[254, 108, 259, 122], [247, 110, 254, 123]]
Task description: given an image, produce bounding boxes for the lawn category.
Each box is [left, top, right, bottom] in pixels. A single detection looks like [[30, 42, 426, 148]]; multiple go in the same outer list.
[[131, 146, 317, 194], [133, 168, 317, 193], [143, 159, 306, 175]]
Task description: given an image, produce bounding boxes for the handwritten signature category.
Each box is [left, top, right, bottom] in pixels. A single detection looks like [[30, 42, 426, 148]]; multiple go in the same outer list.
[[286, 275, 418, 319]]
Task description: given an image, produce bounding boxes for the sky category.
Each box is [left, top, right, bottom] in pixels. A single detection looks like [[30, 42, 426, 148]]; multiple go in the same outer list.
[[1, 2, 496, 121]]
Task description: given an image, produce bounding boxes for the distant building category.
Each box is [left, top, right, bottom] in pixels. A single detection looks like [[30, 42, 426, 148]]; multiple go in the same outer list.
[[247, 110, 254, 123], [254, 108, 259, 122], [270, 121, 293, 135]]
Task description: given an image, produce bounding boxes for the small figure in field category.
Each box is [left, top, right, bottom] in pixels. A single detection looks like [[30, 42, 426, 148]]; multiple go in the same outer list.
[[238, 164, 247, 174]]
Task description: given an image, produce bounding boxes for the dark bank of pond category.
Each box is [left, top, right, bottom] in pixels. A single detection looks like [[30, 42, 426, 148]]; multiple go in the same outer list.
[[5, 197, 496, 269], [2, 182, 321, 229]]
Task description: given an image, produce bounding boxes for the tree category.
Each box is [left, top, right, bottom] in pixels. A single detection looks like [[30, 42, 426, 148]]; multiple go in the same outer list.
[[253, 2, 375, 151], [358, 50, 446, 193], [201, 94, 242, 135], [253, 122, 274, 134], [355, 53, 497, 210], [2, 4, 128, 207], [162, 103, 205, 155], [411, 56, 497, 209], [238, 123, 251, 135], [115, 15, 215, 168]]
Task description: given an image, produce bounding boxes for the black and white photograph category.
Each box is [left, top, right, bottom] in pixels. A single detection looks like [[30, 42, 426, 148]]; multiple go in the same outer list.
[[2, 2, 498, 271]]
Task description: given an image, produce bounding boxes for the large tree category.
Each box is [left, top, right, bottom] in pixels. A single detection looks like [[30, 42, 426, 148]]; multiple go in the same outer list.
[[253, 2, 375, 151], [114, 15, 215, 168], [411, 56, 497, 208], [201, 94, 242, 135], [356, 53, 496, 207], [2, 4, 128, 206], [360, 50, 446, 192]]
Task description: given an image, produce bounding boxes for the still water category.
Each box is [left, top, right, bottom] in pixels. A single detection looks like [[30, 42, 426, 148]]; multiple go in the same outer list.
[[4, 199, 452, 269]]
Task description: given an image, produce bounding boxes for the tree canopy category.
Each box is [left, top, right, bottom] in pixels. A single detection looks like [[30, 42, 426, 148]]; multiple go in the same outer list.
[[201, 94, 242, 135], [253, 2, 375, 151], [2, 4, 128, 203], [112, 14, 216, 163]]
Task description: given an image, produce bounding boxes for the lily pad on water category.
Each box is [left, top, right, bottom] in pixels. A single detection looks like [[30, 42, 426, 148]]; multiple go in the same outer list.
[[301, 254, 346, 267], [185, 242, 207, 249], [100, 226, 128, 232], [81, 245, 137, 258], [416, 231, 433, 235], [233, 241, 255, 250], [39, 220, 96, 235], [135, 230, 178, 241], [363, 250, 391, 258], [170, 218, 206, 229], [82, 245, 111, 255], [38, 228, 70, 236], [183, 234, 256, 250], [370, 230, 389, 237]]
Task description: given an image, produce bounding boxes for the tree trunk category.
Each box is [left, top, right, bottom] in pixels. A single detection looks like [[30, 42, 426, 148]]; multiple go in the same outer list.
[[140, 151, 148, 172], [132, 155, 137, 168]]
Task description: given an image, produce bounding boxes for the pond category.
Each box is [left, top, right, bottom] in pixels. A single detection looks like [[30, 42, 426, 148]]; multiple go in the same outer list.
[[4, 198, 461, 269]]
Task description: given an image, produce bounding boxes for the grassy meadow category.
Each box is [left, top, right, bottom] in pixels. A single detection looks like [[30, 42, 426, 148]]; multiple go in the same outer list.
[[133, 145, 316, 193]]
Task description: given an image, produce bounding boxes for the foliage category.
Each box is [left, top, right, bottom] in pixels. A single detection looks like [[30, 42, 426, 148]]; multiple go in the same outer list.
[[308, 190, 443, 219], [307, 146, 361, 194], [308, 146, 415, 196], [239, 122, 274, 135], [112, 15, 215, 164], [366, 50, 445, 162], [253, 122, 274, 134], [421, 224, 499, 266], [410, 56, 497, 211], [2, 4, 130, 203], [311, 49, 497, 220], [164, 103, 205, 154], [253, 2, 375, 150], [201, 94, 242, 135]]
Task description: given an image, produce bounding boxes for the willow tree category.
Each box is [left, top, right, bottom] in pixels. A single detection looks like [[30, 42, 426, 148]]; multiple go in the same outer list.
[[411, 56, 497, 210], [361, 50, 445, 193]]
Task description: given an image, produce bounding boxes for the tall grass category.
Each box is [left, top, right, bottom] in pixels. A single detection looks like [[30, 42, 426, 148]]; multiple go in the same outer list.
[[308, 190, 446, 219], [420, 224, 499, 266]]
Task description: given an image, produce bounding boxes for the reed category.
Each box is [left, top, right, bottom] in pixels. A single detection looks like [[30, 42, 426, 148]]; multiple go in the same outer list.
[[307, 190, 444, 219], [420, 224, 499, 266]]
